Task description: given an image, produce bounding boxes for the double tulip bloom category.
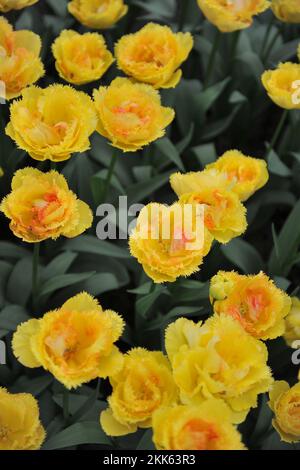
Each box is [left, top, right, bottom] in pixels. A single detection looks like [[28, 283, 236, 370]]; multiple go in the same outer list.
[[152, 401, 246, 450], [271, 0, 300, 23], [6, 84, 97, 162], [284, 297, 300, 347], [0, 388, 45, 450], [165, 315, 273, 423], [0, 17, 44, 100], [0, 0, 38, 11], [197, 0, 270, 33], [0, 168, 93, 243], [262, 63, 300, 110], [269, 381, 300, 442], [52, 30, 114, 85], [13, 293, 125, 389], [115, 23, 193, 89], [130, 151, 269, 283], [68, 0, 128, 30], [100, 348, 178, 436], [93, 77, 175, 152], [210, 271, 291, 340]]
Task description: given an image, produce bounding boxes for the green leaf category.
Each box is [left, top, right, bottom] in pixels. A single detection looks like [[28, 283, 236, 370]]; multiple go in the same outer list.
[[195, 77, 231, 120], [39, 272, 95, 298], [137, 429, 155, 450], [83, 272, 129, 296], [168, 280, 209, 302], [43, 252, 77, 280], [0, 242, 30, 260], [126, 171, 172, 205], [221, 238, 264, 273], [10, 375, 53, 397], [6, 258, 32, 306], [269, 199, 300, 276], [267, 150, 291, 177], [136, 285, 169, 319], [62, 235, 130, 259], [0, 305, 29, 338], [43, 422, 111, 450], [145, 306, 203, 331], [155, 137, 185, 171], [0, 261, 12, 308]]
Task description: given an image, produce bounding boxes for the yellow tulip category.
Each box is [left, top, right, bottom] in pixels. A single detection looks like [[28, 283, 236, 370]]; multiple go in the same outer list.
[[197, 0, 270, 33], [0, 16, 44, 100], [93, 77, 174, 152], [165, 315, 273, 423], [152, 400, 246, 450], [0, 0, 38, 11], [262, 62, 300, 110], [272, 0, 300, 23], [12, 293, 125, 389], [100, 348, 177, 436], [52, 30, 114, 85], [0, 168, 93, 243], [0, 388, 45, 450], [206, 150, 269, 201], [115, 23, 193, 89], [6, 85, 97, 162], [129, 202, 213, 283], [210, 271, 291, 340], [68, 0, 128, 29], [171, 169, 247, 243], [284, 297, 300, 347], [269, 381, 300, 442]]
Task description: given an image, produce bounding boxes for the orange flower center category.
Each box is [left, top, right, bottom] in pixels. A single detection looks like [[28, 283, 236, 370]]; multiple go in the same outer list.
[[178, 419, 219, 450], [31, 192, 59, 224]]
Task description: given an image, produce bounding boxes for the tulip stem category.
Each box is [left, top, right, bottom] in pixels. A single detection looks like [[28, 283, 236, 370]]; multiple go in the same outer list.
[[178, 0, 189, 31], [63, 389, 69, 424], [260, 16, 274, 58], [263, 29, 281, 64], [204, 29, 221, 89], [265, 109, 288, 159], [32, 243, 40, 311], [101, 149, 118, 203]]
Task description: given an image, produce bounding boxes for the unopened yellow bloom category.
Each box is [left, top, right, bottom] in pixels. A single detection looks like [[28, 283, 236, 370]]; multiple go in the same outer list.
[[284, 297, 300, 347], [165, 315, 273, 423], [272, 0, 300, 23], [0, 388, 45, 450], [115, 23, 193, 89], [52, 30, 114, 85], [0, 0, 38, 11], [171, 170, 247, 243], [262, 63, 300, 110], [68, 0, 128, 30], [93, 77, 174, 152], [1, 168, 93, 243], [13, 293, 124, 389], [206, 150, 269, 201], [153, 400, 246, 450], [0, 17, 44, 100], [269, 381, 300, 442], [210, 271, 291, 340], [197, 0, 270, 33], [6, 85, 97, 162], [129, 202, 213, 283], [100, 348, 178, 436]]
